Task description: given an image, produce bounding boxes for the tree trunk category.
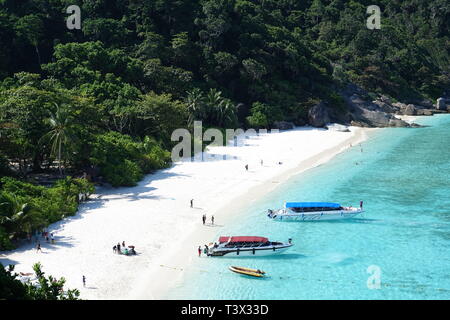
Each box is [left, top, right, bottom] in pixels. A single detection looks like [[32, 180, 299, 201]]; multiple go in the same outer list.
[[34, 44, 41, 68], [58, 140, 62, 176]]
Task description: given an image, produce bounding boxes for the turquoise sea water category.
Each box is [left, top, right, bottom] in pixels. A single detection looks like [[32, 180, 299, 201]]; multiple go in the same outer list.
[[167, 115, 450, 300]]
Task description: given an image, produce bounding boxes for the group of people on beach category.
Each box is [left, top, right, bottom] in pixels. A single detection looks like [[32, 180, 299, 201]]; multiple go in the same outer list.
[[113, 241, 136, 256], [202, 214, 214, 225], [198, 242, 218, 257], [35, 230, 55, 253]]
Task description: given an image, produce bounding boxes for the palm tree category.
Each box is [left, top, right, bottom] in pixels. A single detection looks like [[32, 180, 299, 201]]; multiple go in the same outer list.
[[41, 104, 75, 176], [0, 192, 38, 238], [186, 88, 205, 125], [204, 88, 224, 125], [216, 99, 238, 127]]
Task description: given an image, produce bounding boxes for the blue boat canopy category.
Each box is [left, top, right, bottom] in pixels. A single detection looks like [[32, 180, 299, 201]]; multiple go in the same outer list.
[[285, 202, 341, 208]]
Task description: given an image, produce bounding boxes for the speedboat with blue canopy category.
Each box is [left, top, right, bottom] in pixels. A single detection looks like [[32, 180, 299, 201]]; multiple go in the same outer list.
[[267, 201, 364, 221]]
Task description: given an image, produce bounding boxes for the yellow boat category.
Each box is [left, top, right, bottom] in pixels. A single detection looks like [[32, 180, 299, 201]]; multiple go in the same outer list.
[[229, 266, 266, 278]]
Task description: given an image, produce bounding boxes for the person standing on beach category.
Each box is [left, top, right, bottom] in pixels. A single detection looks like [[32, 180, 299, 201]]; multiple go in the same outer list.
[[190, 199, 193, 208], [117, 242, 121, 254], [245, 164, 248, 171], [198, 246, 202, 257], [82, 275, 86, 287], [202, 214, 206, 225], [211, 215, 214, 225]]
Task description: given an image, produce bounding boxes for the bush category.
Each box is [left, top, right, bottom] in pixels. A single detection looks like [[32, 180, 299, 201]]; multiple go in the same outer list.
[[90, 132, 171, 186], [102, 160, 143, 187], [0, 227, 14, 250], [0, 152, 11, 177], [246, 102, 283, 128], [138, 136, 171, 173], [0, 177, 94, 249]]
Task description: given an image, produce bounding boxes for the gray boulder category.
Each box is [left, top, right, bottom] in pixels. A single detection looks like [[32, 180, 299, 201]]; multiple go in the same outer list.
[[343, 93, 409, 127], [403, 104, 418, 116], [363, 109, 408, 127], [416, 109, 434, 116], [273, 121, 295, 130], [437, 98, 446, 110], [373, 100, 399, 113], [308, 102, 330, 128], [404, 98, 434, 108]]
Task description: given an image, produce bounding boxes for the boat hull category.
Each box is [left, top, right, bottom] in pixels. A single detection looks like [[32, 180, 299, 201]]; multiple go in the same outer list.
[[229, 266, 265, 277], [268, 209, 363, 221], [210, 244, 292, 256]]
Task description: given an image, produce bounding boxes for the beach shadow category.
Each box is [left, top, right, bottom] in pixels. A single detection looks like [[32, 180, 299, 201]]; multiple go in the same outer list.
[[204, 224, 224, 228], [0, 257, 19, 266]]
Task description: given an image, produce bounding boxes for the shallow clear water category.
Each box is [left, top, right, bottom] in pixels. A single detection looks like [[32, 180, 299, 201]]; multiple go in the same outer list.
[[168, 115, 450, 300]]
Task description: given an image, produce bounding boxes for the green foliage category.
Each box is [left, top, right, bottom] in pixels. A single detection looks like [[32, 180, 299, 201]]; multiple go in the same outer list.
[[0, 263, 28, 299], [26, 263, 80, 300], [102, 159, 143, 188], [246, 102, 284, 128], [0, 176, 94, 249], [89, 132, 169, 187], [0, 151, 10, 176], [0, 262, 80, 300], [0, 0, 448, 222], [135, 92, 189, 146]]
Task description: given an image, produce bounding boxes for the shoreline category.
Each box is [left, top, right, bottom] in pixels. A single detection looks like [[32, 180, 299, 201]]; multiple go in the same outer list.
[[1, 125, 371, 300], [130, 126, 371, 299]]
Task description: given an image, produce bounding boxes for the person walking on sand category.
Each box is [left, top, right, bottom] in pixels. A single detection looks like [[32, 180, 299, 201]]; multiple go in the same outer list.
[[36, 242, 42, 253], [190, 199, 193, 208], [198, 246, 202, 257], [211, 215, 214, 225], [245, 164, 248, 171], [82, 275, 86, 287], [202, 214, 206, 225]]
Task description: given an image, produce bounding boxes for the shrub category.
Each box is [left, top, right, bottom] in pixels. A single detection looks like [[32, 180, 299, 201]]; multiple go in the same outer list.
[[90, 132, 171, 186], [102, 160, 143, 187], [246, 102, 283, 128], [0, 227, 14, 250], [0, 177, 94, 249]]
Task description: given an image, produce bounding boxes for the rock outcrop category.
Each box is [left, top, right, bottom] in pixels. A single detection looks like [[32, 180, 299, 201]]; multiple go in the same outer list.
[[308, 102, 330, 128], [340, 86, 410, 128], [324, 83, 448, 129]]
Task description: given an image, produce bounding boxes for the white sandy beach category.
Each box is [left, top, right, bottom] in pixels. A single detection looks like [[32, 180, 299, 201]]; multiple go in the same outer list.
[[0, 125, 370, 299]]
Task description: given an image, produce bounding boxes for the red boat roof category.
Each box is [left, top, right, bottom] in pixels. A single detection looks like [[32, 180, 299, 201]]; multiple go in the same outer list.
[[218, 236, 269, 243]]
